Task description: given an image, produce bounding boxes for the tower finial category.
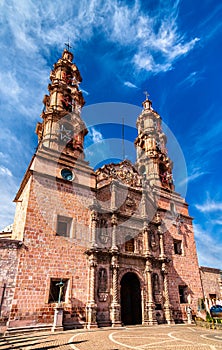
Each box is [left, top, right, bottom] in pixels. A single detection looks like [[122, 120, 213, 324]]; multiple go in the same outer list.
[[142, 91, 152, 110], [65, 38, 72, 51], [144, 90, 149, 100]]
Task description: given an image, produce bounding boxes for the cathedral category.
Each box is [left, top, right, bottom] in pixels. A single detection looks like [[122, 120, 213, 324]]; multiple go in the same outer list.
[[0, 49, 204, 331]]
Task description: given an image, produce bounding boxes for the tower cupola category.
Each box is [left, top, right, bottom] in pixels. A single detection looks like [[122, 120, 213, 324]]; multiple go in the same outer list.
[[35, 48, 87, 160], [135, 94, 174, 190]]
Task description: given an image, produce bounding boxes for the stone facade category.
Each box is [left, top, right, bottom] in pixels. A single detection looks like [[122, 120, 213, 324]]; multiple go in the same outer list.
[[200, 266, 222, 300], [0, 240, 22, 327], [0, 49, 204, 331]]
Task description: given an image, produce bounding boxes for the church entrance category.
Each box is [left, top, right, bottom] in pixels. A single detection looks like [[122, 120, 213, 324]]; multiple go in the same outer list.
[[120, 272, 142, 325]]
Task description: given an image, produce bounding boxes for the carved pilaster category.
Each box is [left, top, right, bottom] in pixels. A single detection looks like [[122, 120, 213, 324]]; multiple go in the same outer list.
[[111, 181, 118, 212], [86, 254, 98, 328], [90, 209, 99, 248], [111, 214, 118, 252], [143, 223, 151, 257], [158, 226, 166, 259], [144, 260, 157, 325], [110, 255, 121, 327], [162, 263, 174, 324]]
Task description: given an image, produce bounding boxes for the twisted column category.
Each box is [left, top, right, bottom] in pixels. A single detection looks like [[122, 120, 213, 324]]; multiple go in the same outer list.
[[162, 262, 174, 324], [145, 260, 157, 325], [158, 225, 166, 259], [86, 254, 98, 328], [111, 214, 118, 252], [110, 255, 121, 327]]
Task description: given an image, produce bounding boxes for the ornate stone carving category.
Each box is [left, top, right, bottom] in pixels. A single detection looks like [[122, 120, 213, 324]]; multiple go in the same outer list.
[[96, 160, 141, 187], [125, 195, 135, 207], [149, 229, 159, 252]]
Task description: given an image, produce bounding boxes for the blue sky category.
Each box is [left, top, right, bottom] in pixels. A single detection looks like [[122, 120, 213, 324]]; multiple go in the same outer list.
[[0, 0, 222, 268]]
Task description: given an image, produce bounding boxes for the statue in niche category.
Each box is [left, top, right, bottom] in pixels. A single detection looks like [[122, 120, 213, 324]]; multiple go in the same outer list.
[[97, 268, 109, 302], [149, 230, 159, 251], [99, 219, 109, 245]]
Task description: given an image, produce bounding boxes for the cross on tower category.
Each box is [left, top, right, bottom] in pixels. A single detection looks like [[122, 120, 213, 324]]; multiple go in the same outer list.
[[144, 91, 149, 100], [65, 39, 72, 51]]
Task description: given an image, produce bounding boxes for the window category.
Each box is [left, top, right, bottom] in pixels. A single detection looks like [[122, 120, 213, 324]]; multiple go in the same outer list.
[[61, 168, 74, 181], [48, 278, 69, 303], [174, 239, 182, 255], [57, 215, 72, 237], [209, 294, 216, 300], [125, 235, 134, 252], [179, 285, 187, 304]]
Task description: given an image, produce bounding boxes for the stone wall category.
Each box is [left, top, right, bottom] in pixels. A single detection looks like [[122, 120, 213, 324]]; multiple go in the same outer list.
[[8, 173, 93, 329], [158, 193, 203, 322], [200, 266, 222, 299], [0, 240, 22, 326]]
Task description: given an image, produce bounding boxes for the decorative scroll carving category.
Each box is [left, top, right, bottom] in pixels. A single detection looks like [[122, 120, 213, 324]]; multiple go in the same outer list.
[[97, 268, 109, 302], [96, 160, 142, 187]]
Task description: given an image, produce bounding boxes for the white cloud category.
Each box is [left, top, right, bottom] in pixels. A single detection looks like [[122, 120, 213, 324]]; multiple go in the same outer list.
[[0, 71, 22, 102], [194, 223, 222, 269], [178, 71, 204, 88], [81, 88, 90, 96], [0, 166, 13, 177], [195, 199, 222, 213], [124, 81, 138, 89], [0, 0, 199, 78], [212, 220, 222, 225], [179, 170, 206, 186], [88, 127, 104, 144]]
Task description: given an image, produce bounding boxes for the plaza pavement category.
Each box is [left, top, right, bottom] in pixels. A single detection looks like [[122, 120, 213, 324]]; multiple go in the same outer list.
[[0, 324, 222, 350]]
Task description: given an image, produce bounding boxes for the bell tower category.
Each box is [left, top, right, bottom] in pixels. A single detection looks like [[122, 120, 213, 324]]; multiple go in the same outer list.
[[135, 93, 174, 190], [35, 48, 87, 160]]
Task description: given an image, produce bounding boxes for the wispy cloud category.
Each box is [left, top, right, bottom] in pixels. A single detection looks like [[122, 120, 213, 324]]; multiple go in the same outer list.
[[179, 170, 206, 186], [195, 199, 222, 213], [0, 166, 13, 177], [88, 127, 104, 144], [124, 81, 138, 89], [194, 223, 222, 268], [199, 3, 222, 41], [0, 172, 18, 229], [81, 88, 90, 96], [212, 219, 222, 226], [178, 71, 204, 88], [0, 0, 199, 77]]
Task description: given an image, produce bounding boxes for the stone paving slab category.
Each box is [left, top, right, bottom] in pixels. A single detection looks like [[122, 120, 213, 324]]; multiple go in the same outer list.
[[0, 325, 222, 350]]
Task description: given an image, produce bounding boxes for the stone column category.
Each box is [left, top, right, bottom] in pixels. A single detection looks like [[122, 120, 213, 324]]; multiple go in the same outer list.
[[145, 260, 157, 325], [90, 209, 98, 248], [86, 254, 98, 328], [111, 214, 118, 252], [143, 224, 150, 257], [158, 225, 166, 259], [162, 262, 174, 324], [110, 255, 121, 327]]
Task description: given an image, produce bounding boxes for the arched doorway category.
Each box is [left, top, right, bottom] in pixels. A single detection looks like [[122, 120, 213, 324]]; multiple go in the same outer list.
[[120, 272, 142, 325]]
